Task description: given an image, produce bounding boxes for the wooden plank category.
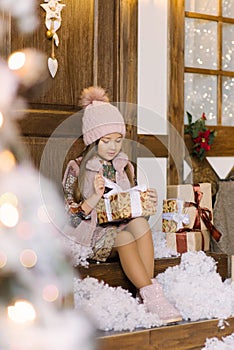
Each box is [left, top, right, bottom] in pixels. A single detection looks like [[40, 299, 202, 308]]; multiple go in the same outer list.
[[150, 317, 234, 350], [96, 0, 116, 93], [97, 329, 152, 350], [168, 0, 185, 184], [18, 108, 80, 137], [118, 0, 138, 105], [137, 135, 168, 157], [97, 317, 234, 350], [0, 10, 11, 58], [78, 253, 228, 298]]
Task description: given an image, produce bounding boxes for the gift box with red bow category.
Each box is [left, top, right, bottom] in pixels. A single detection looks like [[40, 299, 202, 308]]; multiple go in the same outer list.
[[165, 183, 222, 252]]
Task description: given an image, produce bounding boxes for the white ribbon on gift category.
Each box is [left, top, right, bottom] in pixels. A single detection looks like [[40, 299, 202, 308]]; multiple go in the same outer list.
[[103, 178, 148, 221], [162, 198, 190, 230]]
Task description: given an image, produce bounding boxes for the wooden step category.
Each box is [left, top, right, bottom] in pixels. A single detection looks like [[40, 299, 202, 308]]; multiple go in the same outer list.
[[96, 317, 234, 350], [76, 253, 230, 350], [77, 252, 228, 296]]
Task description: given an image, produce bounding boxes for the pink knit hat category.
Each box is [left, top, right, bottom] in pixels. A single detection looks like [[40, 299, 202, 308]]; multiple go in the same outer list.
[[80, 86, 126, 145]]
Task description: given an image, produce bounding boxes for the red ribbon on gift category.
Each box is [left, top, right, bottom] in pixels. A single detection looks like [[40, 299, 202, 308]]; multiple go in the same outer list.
[[184, 184, 222, 242], [176, 227, 204, 251]]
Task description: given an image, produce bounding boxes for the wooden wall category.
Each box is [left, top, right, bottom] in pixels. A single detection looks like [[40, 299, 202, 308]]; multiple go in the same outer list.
[[1, 0, 139, 194], [2, 0, 232, 194], [168, 0, 234, 191]]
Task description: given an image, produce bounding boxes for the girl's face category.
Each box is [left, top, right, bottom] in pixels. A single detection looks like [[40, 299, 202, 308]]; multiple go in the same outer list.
[[97, 133, 123, 161]]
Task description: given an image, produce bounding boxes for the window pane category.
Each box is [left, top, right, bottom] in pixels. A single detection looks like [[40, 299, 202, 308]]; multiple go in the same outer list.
[[222, 0, 234, 18], [185, 18, 217, 69], [184, 73, 217, 125], [222, 77, 234, 125], [185, 0, 218, 15], [222, 23, 234, 71]]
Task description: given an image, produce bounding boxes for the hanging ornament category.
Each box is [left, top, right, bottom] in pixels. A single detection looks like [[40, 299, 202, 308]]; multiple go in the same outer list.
[[40, 0, 66, 78]]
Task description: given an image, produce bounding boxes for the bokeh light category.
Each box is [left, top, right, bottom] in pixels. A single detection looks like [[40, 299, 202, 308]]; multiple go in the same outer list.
[[20, 249, 37, 268], [42, 284, 59, 302], [7, 49, 48, 88], [0, 150, 16, 172], [0, 202, 19, 227], [8, 51, 26, 71], [7, 300, 36, 324]]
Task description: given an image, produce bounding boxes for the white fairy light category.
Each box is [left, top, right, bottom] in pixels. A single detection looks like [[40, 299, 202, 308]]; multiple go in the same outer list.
[[7, 300, 36, 324], [0, 202, 19, 227], [8, 52, 26, 71]]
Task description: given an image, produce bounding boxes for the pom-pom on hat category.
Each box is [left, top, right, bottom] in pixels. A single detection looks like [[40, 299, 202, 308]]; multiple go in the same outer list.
[[80, 86, 126, 145]]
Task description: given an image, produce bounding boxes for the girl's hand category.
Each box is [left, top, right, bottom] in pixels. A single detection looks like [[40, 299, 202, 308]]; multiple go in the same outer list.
[[94, 170, 105, 197], [148, 188, 158, 207]]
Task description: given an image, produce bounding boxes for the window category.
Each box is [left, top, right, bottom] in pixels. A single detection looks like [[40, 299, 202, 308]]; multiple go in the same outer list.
[[184, 0, 234, 126]]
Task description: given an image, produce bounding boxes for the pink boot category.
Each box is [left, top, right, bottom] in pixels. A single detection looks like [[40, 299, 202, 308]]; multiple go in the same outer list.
[[139, 282, 182, 324]]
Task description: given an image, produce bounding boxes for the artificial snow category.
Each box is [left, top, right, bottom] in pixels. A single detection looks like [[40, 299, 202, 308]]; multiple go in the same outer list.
[[152, 230, 179, 258], [74, 277, 163, 331], [157, 251, 234, 322], [74, 251, 234, 332], [202, 333, 234, 350]]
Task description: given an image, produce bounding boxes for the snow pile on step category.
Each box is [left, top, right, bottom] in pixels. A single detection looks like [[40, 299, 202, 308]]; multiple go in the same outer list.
[[74, 251, 234, 331], [157, 251, 234, 321], [202, 333, 234, 350], [74, 277, 162, 331]]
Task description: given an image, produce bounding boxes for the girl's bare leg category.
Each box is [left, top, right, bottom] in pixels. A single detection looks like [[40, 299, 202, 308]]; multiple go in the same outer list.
[[114, 230, 152, 289], [114, 221, 182, 322], [126, 217, 155, 278]]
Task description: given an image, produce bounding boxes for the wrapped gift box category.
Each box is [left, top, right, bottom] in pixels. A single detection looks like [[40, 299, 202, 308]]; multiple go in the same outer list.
[[166, 183, 213, 251], [166, 230, 203, 254], [162, 199, 190, 233], [167, 183, 212, 230], [96, 188, 156, 224]]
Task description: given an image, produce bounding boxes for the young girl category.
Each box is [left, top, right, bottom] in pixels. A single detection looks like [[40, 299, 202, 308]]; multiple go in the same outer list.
[[62, 86, 182, 324]]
